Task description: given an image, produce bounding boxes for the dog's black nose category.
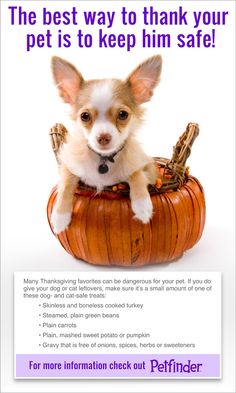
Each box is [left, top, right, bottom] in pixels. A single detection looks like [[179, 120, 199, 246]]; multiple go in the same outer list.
[[97, 133, 111, 146]]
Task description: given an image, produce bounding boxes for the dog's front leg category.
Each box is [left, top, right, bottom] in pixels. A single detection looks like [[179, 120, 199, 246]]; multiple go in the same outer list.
[[128, 170, 153, 224], [51, 165, 79, 234]]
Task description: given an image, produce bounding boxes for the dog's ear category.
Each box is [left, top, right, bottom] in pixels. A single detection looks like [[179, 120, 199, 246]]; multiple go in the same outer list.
[[51, 56, 83, 104], [127, 55, 162, 104]]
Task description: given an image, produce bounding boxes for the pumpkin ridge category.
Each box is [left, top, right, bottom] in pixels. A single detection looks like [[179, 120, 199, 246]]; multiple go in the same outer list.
[[191, 177, 206, 228], [163, 193, 178, 261], [184, 182, 201, 249], [103, 199, 113, 264], [186, 178, 206, 243]]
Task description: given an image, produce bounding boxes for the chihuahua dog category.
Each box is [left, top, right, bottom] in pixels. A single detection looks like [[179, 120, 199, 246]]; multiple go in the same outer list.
[[51, 55, 162, 234]]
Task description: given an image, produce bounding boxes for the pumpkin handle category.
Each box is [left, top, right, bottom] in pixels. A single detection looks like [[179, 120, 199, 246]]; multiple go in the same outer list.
[[165, 122, 199, 185], [49, 123, 69, 165]]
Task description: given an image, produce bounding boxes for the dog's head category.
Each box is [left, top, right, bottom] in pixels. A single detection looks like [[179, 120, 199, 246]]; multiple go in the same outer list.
[[52, 55, 162, 155]]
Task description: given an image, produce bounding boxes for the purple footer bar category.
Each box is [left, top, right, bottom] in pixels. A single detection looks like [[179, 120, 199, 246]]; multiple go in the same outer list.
[[15, 354, 220, 378]]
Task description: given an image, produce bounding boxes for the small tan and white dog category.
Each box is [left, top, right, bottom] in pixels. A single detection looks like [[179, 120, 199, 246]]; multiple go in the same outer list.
[[51, 55, 162, 234]]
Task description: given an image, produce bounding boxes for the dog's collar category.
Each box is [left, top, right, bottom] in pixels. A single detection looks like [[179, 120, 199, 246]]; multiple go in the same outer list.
[[87, 143, 125, 174]]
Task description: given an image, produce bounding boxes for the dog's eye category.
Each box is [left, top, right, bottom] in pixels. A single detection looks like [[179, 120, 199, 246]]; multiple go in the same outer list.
[[118, 111, 129, 121], [81, 112, 91, 122]]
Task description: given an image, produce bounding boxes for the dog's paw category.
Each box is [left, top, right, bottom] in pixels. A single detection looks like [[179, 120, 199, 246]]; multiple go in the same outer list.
[[51, 210, 72, 234], [131, 197, 153, 224]]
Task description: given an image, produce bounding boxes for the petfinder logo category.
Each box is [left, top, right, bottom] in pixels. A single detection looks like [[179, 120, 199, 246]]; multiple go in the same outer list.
[[150, 358, 203, 374]]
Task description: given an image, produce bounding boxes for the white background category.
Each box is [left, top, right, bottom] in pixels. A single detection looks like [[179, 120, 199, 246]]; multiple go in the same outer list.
[[1, 1, 235, 392]]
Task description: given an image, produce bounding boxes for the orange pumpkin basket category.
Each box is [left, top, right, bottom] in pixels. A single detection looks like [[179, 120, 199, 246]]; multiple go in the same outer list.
[[47, 123, 205, 266]]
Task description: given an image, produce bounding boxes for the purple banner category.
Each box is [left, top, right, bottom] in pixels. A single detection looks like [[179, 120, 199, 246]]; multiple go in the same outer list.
[[15, 354, 220, 378]]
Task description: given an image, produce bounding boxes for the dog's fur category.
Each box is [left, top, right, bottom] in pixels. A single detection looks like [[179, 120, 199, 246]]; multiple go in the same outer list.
[[51, 55, 162, 234]]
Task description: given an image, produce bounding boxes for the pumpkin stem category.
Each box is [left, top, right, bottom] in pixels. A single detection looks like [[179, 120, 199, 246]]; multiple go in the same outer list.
[[167, 123, 199, 185], [49, 123, 69, 165]]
